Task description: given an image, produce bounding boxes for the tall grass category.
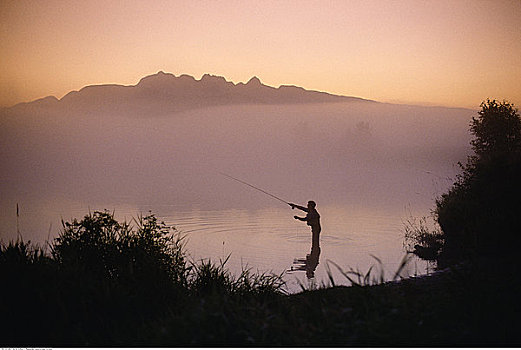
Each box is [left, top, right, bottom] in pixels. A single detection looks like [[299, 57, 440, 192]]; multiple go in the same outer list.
[[0, 239, 47, 265], [187, 256, 285, 296], [403, 215, 444, 262], [323, 254, 413, 288]]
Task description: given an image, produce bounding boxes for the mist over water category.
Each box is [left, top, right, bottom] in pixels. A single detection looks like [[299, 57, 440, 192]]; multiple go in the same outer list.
[[0, 101, 473, 288]]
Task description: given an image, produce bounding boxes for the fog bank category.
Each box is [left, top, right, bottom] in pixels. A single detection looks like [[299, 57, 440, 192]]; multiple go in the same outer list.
[[0, 101, 473, 241]]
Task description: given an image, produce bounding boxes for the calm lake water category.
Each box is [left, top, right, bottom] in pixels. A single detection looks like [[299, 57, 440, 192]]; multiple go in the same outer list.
[[1, 197, 435, 293]]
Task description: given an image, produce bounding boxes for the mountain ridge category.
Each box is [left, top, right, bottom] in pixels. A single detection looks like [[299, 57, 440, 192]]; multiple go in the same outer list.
[[4, 71, 376, 116]]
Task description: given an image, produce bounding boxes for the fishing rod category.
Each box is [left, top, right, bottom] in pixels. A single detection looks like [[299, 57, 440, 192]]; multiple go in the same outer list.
[[219, 172, 290, 205]]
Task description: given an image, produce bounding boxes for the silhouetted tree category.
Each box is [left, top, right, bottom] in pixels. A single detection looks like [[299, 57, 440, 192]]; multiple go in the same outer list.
[[470, 99, 521, 160], [435, 100, 521, 266]]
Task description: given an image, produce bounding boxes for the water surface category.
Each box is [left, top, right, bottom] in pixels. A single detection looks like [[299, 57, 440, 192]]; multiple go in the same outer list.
[[2, 197, 434, 293]]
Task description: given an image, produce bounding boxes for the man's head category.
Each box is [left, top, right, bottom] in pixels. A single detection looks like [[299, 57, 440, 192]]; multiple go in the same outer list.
[[307, 200, 316, 209]]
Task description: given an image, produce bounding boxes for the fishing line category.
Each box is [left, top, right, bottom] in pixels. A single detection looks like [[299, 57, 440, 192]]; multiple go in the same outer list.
[[219, 172, 300, 269], [219, 172, 290, 205]]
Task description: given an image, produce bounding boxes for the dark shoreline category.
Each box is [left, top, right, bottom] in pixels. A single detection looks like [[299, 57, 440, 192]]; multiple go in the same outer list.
[[2, 250, 519, 346]]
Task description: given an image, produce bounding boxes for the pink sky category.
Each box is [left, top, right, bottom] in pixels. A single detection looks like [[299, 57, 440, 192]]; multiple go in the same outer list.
[[1, 0, 520, 109]]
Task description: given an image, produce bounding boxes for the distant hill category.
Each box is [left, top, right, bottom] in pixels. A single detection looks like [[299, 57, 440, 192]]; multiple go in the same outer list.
[[3, 72, 375, 117]]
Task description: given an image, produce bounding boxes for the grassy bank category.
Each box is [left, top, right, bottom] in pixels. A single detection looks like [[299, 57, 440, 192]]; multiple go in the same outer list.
[[144, 260, 521, 346], [2, 211, 520, 346]]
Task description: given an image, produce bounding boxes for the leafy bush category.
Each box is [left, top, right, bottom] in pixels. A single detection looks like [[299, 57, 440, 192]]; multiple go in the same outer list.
[[470, 99, 521, 160], [52, 210, 187, 289], [434, 100, 521, 265]]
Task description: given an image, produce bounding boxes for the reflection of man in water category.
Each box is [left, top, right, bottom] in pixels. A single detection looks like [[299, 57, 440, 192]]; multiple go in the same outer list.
[[289, 201, 321, 278], [290, 236, 321, 278], [289, 200, 321, 247]]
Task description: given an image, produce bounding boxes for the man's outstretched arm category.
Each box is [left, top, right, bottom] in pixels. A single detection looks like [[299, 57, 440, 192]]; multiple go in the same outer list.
[[288, 203, 309, 212]]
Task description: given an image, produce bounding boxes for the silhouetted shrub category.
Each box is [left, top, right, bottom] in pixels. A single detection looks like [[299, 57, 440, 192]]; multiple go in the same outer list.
[[435, 100, 521, 265], [470, 99, 521, 160], [52, 210, 187, 290]]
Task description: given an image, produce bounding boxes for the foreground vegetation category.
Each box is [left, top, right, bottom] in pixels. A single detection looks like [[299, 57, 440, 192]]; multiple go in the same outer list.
[[2, 209, 521, 346], [407, 100, 521, 264], [433, 99, 521, 267]]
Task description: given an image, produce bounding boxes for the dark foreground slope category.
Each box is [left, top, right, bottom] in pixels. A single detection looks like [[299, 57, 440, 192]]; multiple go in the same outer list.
[[145, 261, 520, 346]]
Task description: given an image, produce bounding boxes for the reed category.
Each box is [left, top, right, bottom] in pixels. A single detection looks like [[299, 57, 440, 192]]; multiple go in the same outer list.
[[0, 238, 50, 268], [403, 215, 444, 261]]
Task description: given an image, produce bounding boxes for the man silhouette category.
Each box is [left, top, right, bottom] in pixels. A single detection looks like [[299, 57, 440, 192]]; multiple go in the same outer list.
[[289, 201, 321, 247]]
